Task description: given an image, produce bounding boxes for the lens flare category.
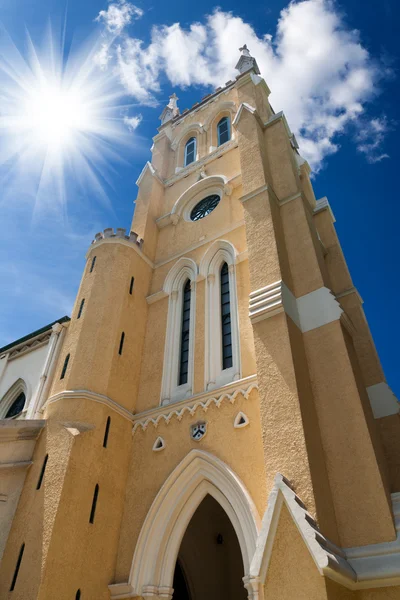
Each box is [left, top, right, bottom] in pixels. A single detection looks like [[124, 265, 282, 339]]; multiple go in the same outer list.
[[0, 24, 137, 216]]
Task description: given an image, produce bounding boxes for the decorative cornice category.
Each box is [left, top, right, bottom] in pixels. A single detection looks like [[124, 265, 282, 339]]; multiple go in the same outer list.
[[46, 390, 134, 422], [132, 376, 258, 434], [249, 281, 300, 327], [6, 333, 51, 360], [249, 282, 355, 335], [314, 196, 336, 223]]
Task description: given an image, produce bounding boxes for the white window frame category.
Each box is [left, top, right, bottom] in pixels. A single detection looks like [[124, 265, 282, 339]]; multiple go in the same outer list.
[[200, 241, 241, 391], [184, 137, 197, 167], [0, 378, 27, 419], [161, 258, 197, 405]]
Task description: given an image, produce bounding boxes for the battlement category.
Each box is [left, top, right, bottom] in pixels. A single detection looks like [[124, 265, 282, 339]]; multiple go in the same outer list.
[[92, 228, 144, 250]]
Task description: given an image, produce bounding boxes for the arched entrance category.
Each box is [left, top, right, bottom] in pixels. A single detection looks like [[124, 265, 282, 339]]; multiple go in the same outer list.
[[128, 450, 260, 599], [172, 494, 247, 599]]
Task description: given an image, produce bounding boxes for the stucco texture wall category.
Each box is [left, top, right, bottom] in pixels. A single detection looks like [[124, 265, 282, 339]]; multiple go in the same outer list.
[[115, 388, 266, 581], [263, 503, 329, 600]]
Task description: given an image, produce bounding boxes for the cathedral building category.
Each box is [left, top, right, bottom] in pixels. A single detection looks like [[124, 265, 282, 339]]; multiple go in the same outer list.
[[0, 46, 399, 600]]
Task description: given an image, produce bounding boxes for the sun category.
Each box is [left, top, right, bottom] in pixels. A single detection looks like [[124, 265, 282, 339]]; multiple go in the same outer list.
[[24, 79, 90, 148], [0, 25, 137, 212]]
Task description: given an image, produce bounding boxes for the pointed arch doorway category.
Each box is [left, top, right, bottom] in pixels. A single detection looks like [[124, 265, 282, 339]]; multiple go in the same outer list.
[[172, 494, 247, 600], [126, 450, 261, 600]]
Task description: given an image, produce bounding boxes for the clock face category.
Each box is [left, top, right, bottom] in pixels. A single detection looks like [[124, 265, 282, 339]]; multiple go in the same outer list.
[[190, 194, 220, 221]]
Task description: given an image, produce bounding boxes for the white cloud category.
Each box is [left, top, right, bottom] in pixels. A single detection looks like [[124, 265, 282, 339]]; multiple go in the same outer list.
[[96, 0, 143, 34], [123, 113, 142, 131], [95, 0, 391, 170], [356, 116, 391, 163]]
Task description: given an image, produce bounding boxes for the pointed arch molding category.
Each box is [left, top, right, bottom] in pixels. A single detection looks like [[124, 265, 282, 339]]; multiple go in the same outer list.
[[170, 175, 231, 222], [126, 450, 260, 598], [161, 257, 197, 404], [0, 378, 28, 418], [200, 239, 241, 390]]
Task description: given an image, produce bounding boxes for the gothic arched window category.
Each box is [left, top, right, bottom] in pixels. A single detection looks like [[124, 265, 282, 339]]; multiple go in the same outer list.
[[179, 280, 191, 386], [220, 263, 233, 370], [200, 241, 241, 390], [217, 117, 230, 146], [184, 137, 196, 166], [161, 258, 197, 405], [5, 392, 26, 419]]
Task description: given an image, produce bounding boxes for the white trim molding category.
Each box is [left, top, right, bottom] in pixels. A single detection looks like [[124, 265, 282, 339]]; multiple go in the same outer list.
[[297, 287, 343, 333], [112, 450, 260, 599], [250, 474, 400, 592], [157, 174, 233, 229], [45, 389, 134, 422], [314, 196, 336, 223], [367, 383, 400, 419], [160, 258, 197, 405], [250, 473, 355, 594], [249, 281, 300, 327], [234, 411, 250, 429], [0, 378, 28, 419], [199, 240, 241, 391], [133, 376, 258, 434], [249, 281, 347, 334]]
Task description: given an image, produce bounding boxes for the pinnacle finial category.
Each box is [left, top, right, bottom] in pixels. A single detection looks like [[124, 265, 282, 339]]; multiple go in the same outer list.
[[235, 44, 260, 75], [159, 92, 180, 125], [239, 44, 251, 57]]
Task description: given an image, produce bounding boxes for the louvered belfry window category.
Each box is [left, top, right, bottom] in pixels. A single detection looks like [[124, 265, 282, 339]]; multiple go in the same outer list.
[[178, 280, 191, 385], [220, 262, 233, 369]]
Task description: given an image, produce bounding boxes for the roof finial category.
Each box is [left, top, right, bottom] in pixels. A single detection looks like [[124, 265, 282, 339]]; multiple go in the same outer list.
[[239, 44, 251, 57], [235, 45, 260, 75], [159, 93, 180, 125]]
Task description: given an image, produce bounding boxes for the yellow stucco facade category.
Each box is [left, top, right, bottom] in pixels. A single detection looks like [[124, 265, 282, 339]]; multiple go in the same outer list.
[[0, 47, 399, 600]]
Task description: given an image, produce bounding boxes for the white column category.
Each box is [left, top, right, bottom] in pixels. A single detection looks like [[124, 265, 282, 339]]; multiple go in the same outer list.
[[27, 322, 67, 418], [243, 575, 262, 600]]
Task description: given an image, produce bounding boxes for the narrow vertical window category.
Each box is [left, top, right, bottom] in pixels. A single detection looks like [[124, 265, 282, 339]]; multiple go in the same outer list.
[[76, 590, 81, 599], [217, 117, 230, 146], [118, 332, 125, 355], [60, 353, 70, 380], [129, 277, 134, 295], [89, 484, 99, 524], [184, 137, 196, 166], [10, 543, 25, 591], [36, 454, 48, 490], [89, 256, 96, 273], [220, 263, 232, 370], [77, 299, 85, 319], [103, 417, 111, 448], [178, 280, 191, 386]]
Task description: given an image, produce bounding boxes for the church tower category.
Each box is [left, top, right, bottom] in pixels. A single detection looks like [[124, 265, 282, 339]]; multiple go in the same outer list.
[[0, 46, 399, 600]]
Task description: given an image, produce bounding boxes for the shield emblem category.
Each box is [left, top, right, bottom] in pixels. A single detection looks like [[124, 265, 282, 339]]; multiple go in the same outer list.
[[191, 421, 207, 441]]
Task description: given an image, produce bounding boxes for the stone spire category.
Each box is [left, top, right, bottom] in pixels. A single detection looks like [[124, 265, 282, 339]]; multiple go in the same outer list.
[[159, 93, 180, 125], [235, 44, 260, 75]]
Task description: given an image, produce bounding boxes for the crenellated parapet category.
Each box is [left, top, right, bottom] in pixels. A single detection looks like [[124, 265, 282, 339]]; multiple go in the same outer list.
[[92, 228, 144, 250]]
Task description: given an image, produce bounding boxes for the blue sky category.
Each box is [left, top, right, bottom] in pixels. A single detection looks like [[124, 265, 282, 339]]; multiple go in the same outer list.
[[0, 0, 399, 396]]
